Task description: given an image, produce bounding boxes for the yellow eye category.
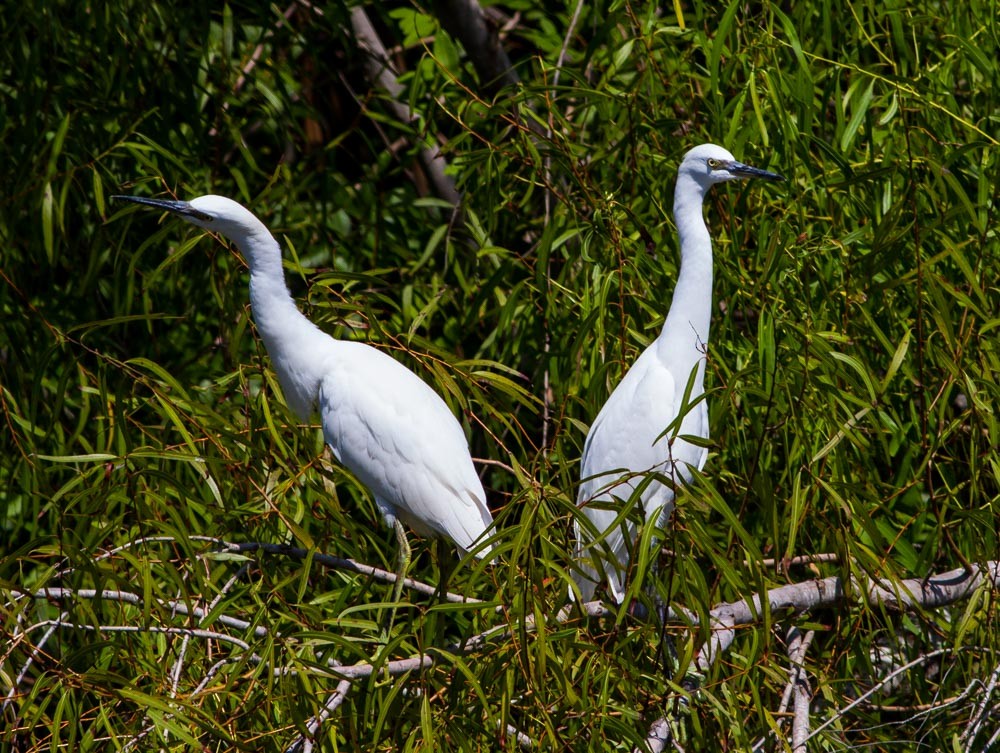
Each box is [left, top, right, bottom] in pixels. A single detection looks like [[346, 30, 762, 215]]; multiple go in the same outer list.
[[707, 158, 720, 168]]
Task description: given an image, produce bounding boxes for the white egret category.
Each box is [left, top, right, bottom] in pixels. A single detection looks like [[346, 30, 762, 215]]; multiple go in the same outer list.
[[572, 144, 783, 603], [114, 194, 494, 613]]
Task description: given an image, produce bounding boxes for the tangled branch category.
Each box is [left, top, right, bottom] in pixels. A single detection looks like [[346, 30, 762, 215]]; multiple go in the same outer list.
[[4, 543, 998, 751]]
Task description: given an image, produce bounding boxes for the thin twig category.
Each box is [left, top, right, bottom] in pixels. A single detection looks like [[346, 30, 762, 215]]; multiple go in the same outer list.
[[755, 552, 840, 570], [74, 533, 483, 604], [31, 620, 258, 653], [501, 721, 535, 749], [750, 627, 815, 753], [207, 1, 321, 138], [805, 647, 958, 742], [217, 540, 485, 603], [539, 0, 585, 452], [553, 0, 585, 90], [1, 610, 68, 715], [167, 563, 251, 702], [11, 588, 268, 636], [53, 535, 180, 579], [961, 661, 1000, 751], [122, 658, 239, 752]]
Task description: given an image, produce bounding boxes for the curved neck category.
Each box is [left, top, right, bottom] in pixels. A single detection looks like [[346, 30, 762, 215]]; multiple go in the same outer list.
[[227, 225, 329, 420], [657, 174, 713, 376], [230, 226, 304, 341]]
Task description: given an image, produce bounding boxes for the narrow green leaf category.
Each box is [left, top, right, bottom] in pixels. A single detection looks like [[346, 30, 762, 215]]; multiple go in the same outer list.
[[840, 78, 874, 153], [880, 329, 910, 391], [42, 182, 55, 263], [46, 113, 71, 178]]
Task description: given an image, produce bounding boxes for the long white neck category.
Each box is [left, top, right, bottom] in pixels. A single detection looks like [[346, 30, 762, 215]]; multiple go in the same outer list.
[[224, 220, 331, 420], [657, 173, 713, 386]]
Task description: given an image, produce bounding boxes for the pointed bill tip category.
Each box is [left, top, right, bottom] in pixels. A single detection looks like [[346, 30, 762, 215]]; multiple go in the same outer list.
[[112, 194, 190, 211], [730, 162, 785, 182], [112, 195, 212, 222]]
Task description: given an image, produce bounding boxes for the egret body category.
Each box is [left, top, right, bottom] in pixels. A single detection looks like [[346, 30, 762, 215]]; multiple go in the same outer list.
[[572, 144, 783, 603], [114, 194, 494, 609]]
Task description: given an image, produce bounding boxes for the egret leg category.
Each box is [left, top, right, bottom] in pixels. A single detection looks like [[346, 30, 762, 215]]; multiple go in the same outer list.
[[433, 540, 453, 604], [380, 518, 411, 644], [425, 541, 451, 645]]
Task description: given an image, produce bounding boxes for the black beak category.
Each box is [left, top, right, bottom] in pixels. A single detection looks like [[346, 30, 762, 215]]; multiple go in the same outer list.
[[112, 195, 213, 222], [728, 161, 785, 182]]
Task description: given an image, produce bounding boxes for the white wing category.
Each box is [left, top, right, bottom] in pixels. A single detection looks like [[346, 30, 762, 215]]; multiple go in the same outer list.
[[573, 346, 707, 602], [317, 341, 493, 558]]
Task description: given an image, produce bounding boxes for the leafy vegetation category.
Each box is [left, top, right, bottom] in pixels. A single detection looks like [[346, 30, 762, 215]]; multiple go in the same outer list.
[[2, 0, 998, 750]]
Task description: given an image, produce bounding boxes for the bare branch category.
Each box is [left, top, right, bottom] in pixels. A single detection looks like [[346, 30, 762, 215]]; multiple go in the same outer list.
[[694, 562, 999, 674], [215, 540, 484, 604], [10, 588, 267, 636], [643, 563, 1000, 750], [805, 647, 972, 742], [694, 612, 736, 675], [961, 661, 1000, 752], [787, 627, 814, 753], [350, 6, 461, 206], [285, 678, 353, 753], [26, 619, 259, 654], [429, 0, 519, 95], [641, 716, 673, 753], [865, 562, 1000, 610], [9, 552, 998, 750], [500, 721, 535, 749], [985, 724, 1000, 750], [1, 610, 68, 717]]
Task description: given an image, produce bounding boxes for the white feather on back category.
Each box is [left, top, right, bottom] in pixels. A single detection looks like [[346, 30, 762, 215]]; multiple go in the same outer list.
[[318, 341, 493, 557]]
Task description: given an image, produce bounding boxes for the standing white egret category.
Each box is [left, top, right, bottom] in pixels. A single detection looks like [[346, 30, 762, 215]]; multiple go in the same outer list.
[[114, 194, 494, 611], [572, 144, 783, 603]]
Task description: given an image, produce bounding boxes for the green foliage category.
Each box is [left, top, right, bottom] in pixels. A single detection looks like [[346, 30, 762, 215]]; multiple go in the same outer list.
[[2, 0, 998, 750]]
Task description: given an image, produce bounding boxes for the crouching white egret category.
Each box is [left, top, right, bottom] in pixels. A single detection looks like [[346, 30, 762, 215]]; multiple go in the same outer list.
[[114, 193, 494, 619]]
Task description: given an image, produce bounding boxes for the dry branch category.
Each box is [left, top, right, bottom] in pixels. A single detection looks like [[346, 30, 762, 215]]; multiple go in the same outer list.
[[429, 0, 519, 95], [640, 562, 1000, 753], [350, 6, 460, 206], [9, 588, 267, 636], [787, 627, 814, 753], [285, 678, 353, 753], [692, 562, 1000, 674], [215, 539, 484, 603], [961, 661, 1000, 751], [7, 553, 998, 752]]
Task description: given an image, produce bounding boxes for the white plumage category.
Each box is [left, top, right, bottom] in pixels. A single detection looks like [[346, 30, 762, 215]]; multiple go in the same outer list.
[[572, 144, 783, 603], [115, 194, 493, 565]]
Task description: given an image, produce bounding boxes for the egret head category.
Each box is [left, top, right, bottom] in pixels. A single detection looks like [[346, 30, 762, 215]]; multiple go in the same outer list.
[[679, 143, 785, 188], [112, 194, 267, 240]]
